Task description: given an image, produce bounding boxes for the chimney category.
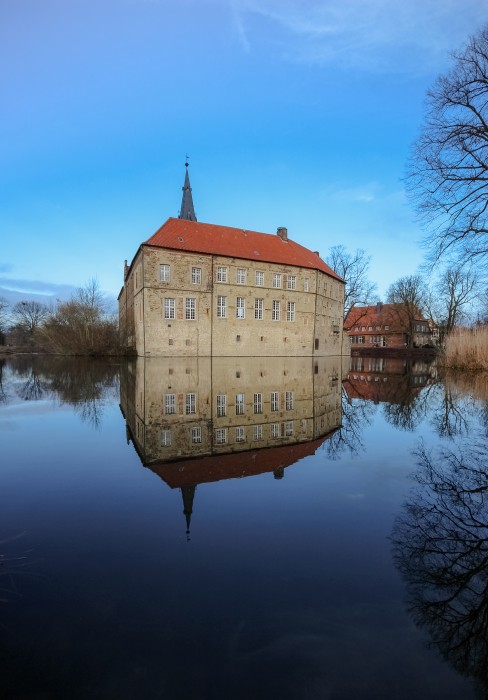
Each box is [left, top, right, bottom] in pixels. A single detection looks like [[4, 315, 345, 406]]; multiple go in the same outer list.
[[124, 259, 129, 280], [376, 302, 383, 313], [314, 251, 320, 257], [277, 227, 288, 241]]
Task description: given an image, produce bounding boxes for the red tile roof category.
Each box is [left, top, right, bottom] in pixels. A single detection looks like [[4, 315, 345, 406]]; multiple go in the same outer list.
[[145, 218, 343, 281], [344, 303, 427, 333]]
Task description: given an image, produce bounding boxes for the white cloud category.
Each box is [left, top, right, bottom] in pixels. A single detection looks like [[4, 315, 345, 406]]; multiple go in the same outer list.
[[229, 0, 487, 73]]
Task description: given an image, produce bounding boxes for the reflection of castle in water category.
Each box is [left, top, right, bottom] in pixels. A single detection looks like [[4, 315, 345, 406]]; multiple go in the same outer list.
[[343, 356, 436, 404], [120, 357, 345, 535]]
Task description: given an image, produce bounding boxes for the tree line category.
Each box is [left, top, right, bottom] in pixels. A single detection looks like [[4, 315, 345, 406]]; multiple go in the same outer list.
[[0, 279, 119, 355]]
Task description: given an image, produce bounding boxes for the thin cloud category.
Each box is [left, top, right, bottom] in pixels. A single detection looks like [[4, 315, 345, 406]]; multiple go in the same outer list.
[[230, 0, 487, 73]]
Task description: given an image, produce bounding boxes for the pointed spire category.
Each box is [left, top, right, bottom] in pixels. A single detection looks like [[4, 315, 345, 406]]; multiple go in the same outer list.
[[181, 484, 196, 541], [178, 159, 197, 222]]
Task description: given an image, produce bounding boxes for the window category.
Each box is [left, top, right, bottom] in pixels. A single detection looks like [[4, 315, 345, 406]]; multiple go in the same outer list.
[[160, 429, 171, 446], [164, 298, 175, 319], [253, 425, 263, 440], [215, 428, 227, 444], [191, 427, 202, 444], [255, 298, 264, 320], [235, 426, 245, 442], [285, 391, 294, 410], [160, 264, 170, 282], [191, 267, 201, 284], [217, 296, 227, 318], [368, 326, 373, 331], [235, 393, 245, 415], [185, 393, 196, 414], [272, 273, 282, 288], [216, 394, 227, 417], [304, 278, 309, 292], [255, 271, 264, 286], [236, 268, 246, 284], [361, 326, 366, 331], [185, 298, 196, 320], [284, 421, 293, 436], [253, 392, 263, 414], [286, 302, 295, 321], [217, 266, 228, 283], [236, 297, 245, 319], [384, 325, 389, 331], [287, 275, 296, 290], [272, 300, 280, 321], [164, 394, 176, 414], [271, 423, 280, 438], [271, 391, 279, 412]]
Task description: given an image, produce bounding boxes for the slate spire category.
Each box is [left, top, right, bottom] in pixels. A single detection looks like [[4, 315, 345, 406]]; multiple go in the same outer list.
[[178, 160, 197, 222]]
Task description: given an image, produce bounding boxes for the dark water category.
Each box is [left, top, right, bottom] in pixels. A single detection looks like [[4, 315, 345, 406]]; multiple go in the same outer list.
[[1, 354, 487, 700]]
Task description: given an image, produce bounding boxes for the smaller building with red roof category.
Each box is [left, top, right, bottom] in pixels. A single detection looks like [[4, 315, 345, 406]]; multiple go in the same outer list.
[[344, 303, 433, 349], [119, 166, 347, 357]]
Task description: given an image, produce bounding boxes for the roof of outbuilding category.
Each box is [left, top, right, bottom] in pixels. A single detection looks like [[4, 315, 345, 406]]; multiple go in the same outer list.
[[144, 218, 343, 281]]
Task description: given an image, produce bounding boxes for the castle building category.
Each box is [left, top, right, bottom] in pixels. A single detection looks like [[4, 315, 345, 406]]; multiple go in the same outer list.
[[118, 165, 346, 357]]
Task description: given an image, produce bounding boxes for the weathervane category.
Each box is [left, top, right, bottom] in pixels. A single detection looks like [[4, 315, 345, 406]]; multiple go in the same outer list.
[[185, 153, 190, 168]]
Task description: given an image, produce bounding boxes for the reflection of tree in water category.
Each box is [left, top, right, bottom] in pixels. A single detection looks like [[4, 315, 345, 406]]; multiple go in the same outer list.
[[0, 360, 6, 404], [324, 387, 377, 459], [392, 438, 488, 697], [6, 356, 119, 428], [382, 386, 431, 432]]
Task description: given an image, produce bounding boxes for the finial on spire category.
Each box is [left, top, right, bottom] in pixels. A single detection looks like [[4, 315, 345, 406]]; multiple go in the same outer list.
[[178, 159, 197, 222]]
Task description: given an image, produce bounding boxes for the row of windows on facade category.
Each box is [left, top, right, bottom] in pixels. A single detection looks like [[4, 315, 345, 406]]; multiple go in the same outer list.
[[353, 325, 390, 332], [350, 335, 386, 345], [160, 420, 301, 447], [164, 296, 298, 321], [164, 391, 295, 416], [160, 264, 310, 291]]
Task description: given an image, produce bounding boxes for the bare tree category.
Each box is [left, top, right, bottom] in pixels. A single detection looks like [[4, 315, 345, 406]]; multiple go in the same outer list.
[[326, 245, 377, 318], [386, 274, 428, 347], [407, 24, 488, 271], [11, 300, 49, 336], [433, 266, 480, 336]]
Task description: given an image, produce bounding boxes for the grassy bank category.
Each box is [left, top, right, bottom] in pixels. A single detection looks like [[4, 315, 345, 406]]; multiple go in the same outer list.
[[442, 327, 488, 371]]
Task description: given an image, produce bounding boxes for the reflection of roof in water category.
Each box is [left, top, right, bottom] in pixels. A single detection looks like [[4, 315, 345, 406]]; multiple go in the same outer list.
[[147, 434, 336, 489]]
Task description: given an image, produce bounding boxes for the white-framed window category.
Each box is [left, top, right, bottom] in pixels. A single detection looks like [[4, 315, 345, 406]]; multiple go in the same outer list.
[[216, 394, 227, 417], [191, 426, 202, 444], [253, 424, 263, 440], [272, 300, 280, 321], [284, 421, 293, 436], [287, 302, 295, 321], [285, 391, 294, 410], [287, 275, 296, 290], [164, 298, 175, 319], [304, 278, 309, 292], [385, 325, 389, 330], [185, 297, 196, 320], [255, 298, 264, 320], [217, 296, 227, 318], [235, 393, 245, 415], [160, 264, 170, 282], [271, 423, 280, 438], [235, 426, 245, 442], [160, 429, 172, 446], [255, 271, 264, 286], [236, 268, 246, 284], [165, 393, 176, 414], [271, 391, 279, 412], [272, 273, 282, 288], [186, 393, 196, 415], [215, 428, 227, 444], [191, 267, 201, 284], [253, 392, 263, 414], [217, 266, 228, 283], [236, 297, 245, 319]]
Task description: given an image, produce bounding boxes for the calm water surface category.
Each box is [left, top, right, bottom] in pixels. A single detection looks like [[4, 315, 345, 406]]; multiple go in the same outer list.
[[1, 354, 487, 700]]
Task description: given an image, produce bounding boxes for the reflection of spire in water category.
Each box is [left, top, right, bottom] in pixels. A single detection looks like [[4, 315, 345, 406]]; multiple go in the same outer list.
[[181, 485, 196, 541]]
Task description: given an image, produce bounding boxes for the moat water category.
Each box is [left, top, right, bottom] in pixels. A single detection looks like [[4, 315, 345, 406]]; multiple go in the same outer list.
[[1, 354, 487, 700]]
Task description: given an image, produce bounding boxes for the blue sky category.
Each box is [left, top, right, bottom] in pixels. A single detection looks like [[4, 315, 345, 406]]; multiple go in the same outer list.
[[1, 0, 486, 306]]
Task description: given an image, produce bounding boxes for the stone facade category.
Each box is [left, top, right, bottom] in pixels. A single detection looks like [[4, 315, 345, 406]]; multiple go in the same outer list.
[[119, 356, 346, 466], [119, 221, 347, 357]]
